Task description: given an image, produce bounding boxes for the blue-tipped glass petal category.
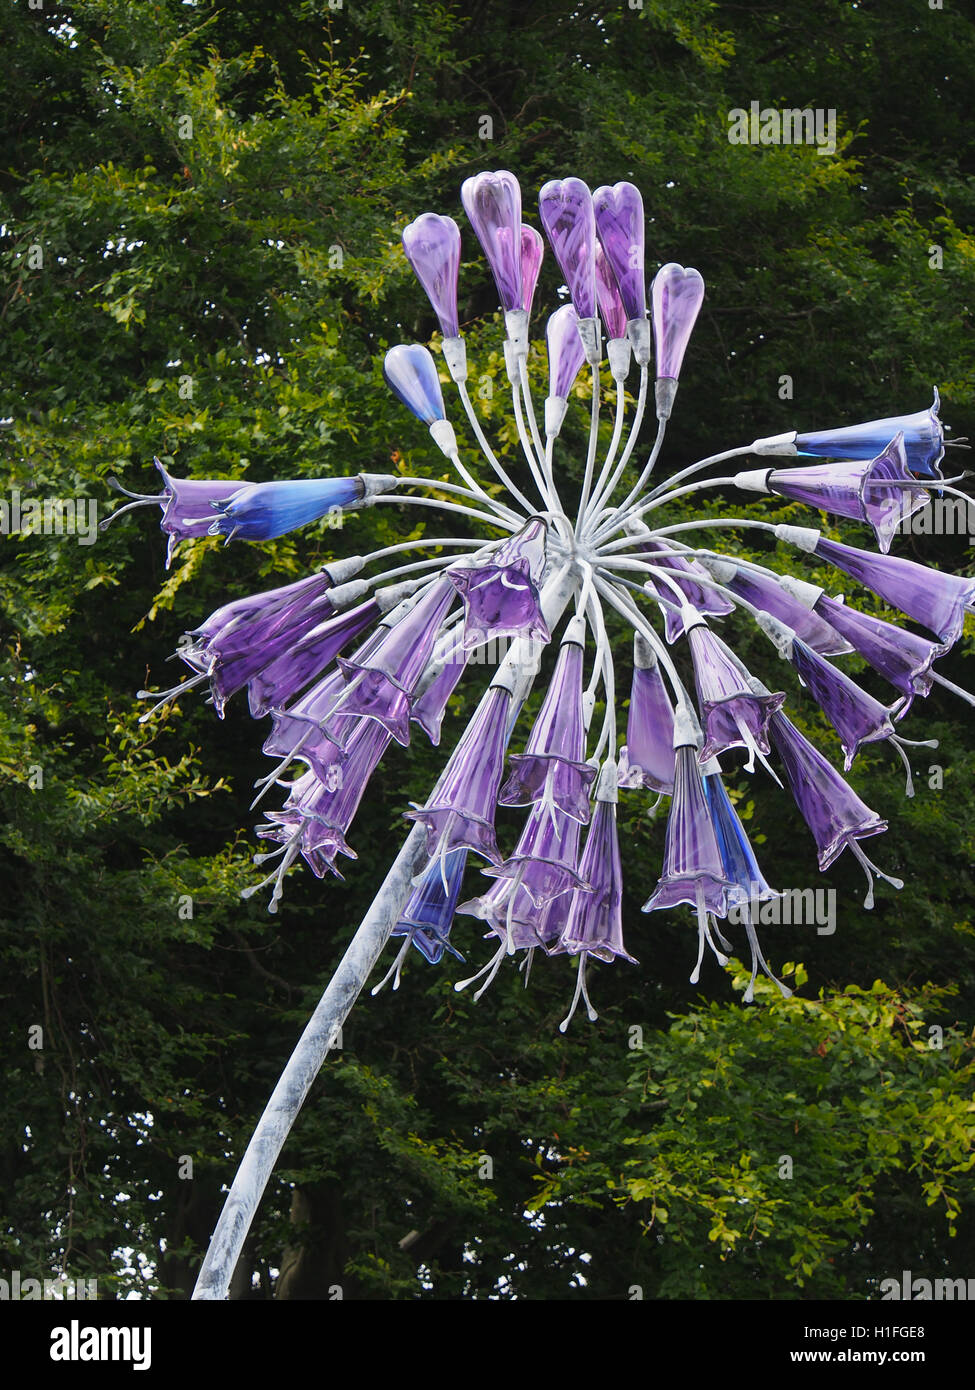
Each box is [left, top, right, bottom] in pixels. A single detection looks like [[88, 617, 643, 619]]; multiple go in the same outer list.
[[392, 848, 468, 963], [795, 389, 945, 480], [208, 476, 364, 542], [703, 772, 778, 904], [383, 344, 446, 425]]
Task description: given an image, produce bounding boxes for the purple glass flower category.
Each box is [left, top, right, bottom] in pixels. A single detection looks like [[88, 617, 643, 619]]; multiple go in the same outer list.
[[812, 535, 975, 648], [460, 170, 523, 312], [688, 624, 785, 767], [640, 540, 734, 642], [790, 638, 897, 771], [262, 670, 354, 786], [813, 593, 942, 716], [702, 559, 850, 656], [405, 684, 513, 866], [446, 518, 550, 649], [768, 710, 887, 871], [643, 744, 732, 916], [182, 576, 344, 718], [767, 434, 929, 554], [546, 304, 586, 401], [246, 598, 380, 718], [593, 181, 646, 322], [552, 799, 637, 964], [256, 717, 392, 894], [482, 800, 587, 908], [109, 458, 244, 568], [594, 243, 628, 342], [335, 578, 456, 745], [498, 620, 596, 823], [795, 389, 945, 480], [410, 635, 471, 745], [383, 344, 447, 425], [391, 848, 468, 965], [458, 867, 571, 951], [538, 177, 597, 322], [521, 225, 545, 316], [651, 263, 705, 380], [617, 633, 676, 793], [402, 213, 462, 340]]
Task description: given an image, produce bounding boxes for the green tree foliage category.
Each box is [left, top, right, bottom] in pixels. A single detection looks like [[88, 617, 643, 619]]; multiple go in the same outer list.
[[1, 0, 972, 1299]]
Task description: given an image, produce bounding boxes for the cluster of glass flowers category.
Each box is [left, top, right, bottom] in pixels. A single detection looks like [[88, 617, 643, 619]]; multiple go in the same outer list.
[[109, 170, 973, 1030]]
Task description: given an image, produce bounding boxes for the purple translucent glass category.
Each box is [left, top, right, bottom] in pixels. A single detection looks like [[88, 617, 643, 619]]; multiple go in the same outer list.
[[721, 567, 851, 656], [642, 745, 731, 915], [552, 800, 637, 964], [651, 263, 705, 380], [594, 243, 628, 341], [391, 848, 468, 964], [618, 637, 676, 793], [262, 670, 353, 786], [410, 637, 470, 745], [769, 434, 928, 554], [688, 626, 784, 764], [261, 718, 391, 876], [405, 685, 512, 865], [184, 580, 342, 719], [814, 593, 942, 716], [246, 599, 380, 718], [499, 635, 595, 823], [521, 225, 545, 316], [153, 459, 244, 568], [593, 181, 646, 322], [703, 773, 778, 905], [447, 519, 550, 649], [814, 535, 975, 647], [383, 344, 446, 425], [546, 304, 586, 400], [790, 638, 896, 771], [402, 213, 462, 340], [460, 170, 523, 312], [538, 178, 597, 321], [190, 570, 335, 651], [458, 871, 570, 951], [769, 711, 887, 870], [336, 578, 455, 745], [795, 389, 945, 480], [483, 801, 586, 908], [640, 541, 733, 642]]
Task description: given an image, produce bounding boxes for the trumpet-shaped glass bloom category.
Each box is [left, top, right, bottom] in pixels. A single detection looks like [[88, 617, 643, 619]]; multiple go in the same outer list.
[[447, 519, 550, 649], [795, 389, 945, 480]]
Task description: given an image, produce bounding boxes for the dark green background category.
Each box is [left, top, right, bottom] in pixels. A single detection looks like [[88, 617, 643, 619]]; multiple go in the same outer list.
[[1, 0, 973, 1299]]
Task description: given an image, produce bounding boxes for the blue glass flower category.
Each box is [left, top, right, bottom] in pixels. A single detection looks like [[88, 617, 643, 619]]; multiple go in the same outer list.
[[208, 476, 365, 542], [795, 388, 945, 479]]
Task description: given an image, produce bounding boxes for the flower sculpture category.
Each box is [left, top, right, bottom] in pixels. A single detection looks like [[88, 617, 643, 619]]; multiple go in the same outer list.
[[104, 170, 972, 1298]]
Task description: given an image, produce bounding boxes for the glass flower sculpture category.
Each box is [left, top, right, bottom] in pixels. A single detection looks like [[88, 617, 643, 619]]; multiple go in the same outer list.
[[104, 171, 973, 1298]]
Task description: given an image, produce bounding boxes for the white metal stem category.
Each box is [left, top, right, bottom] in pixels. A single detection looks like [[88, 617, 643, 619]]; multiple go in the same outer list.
[[574, 365, 602, 537], [585, 366, 648, 525], [455, 378, 538, 516], [373, 494, 520, 532]]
